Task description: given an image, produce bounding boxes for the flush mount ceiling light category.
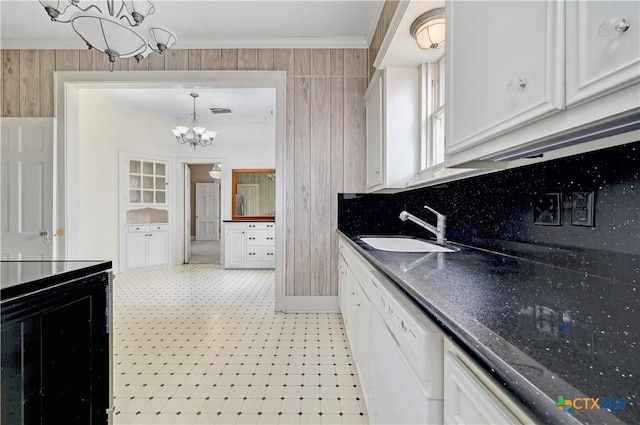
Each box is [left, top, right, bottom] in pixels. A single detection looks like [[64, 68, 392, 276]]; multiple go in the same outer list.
[[172, 93, 218, 150], [209, 163, 222, 180], [410, 7, 445, 50], [39, 0, 177, 71]]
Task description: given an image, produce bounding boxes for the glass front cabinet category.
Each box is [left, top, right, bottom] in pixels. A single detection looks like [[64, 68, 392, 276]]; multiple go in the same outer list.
[[128, 159, 167, 205]]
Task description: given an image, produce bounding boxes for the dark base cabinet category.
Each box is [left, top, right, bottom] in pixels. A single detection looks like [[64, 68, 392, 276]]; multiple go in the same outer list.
[[1, 267, 111, 425]]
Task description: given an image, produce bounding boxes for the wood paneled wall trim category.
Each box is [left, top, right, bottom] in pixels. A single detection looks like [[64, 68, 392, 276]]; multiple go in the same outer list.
[[1, 47, 368, 298], [1, 48, 367, 118], [368, 0, 399, 80]]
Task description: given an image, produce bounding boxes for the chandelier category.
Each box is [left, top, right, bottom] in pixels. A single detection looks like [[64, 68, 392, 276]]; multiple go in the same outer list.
[[209, 164, 222, 179], [171, 93, 218, 149], [39, 0, 177, 71]]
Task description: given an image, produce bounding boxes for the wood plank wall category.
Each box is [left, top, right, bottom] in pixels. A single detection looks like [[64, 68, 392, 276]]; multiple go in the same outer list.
[[368, 0, 399, 80], [0, 47, 367, 298]]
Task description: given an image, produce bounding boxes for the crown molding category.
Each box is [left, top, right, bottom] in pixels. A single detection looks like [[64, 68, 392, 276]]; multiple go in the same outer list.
[[1, 36, 369, 50]]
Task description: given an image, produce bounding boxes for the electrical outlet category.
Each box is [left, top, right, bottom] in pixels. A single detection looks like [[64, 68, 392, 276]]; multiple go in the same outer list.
[[534, 193, 561, 226], [571, 192, 594, 227]]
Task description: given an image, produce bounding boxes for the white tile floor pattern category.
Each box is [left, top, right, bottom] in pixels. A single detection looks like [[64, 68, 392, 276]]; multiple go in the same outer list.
[[112, 265, 368, 425]]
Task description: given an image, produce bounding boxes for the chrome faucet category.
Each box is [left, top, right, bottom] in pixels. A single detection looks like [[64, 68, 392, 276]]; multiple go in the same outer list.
[[399, 205, 447, 244]]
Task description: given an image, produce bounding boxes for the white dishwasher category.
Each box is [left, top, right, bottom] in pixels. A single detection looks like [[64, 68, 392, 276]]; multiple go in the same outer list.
[[368, 272, 444, 424]]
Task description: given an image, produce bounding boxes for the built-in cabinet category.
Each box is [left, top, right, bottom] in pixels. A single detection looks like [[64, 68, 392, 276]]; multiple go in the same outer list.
[[565, 0, 640, 106], [364, 68, 421, 192], [444, 0, 639, 162], [367, 0, 639, 188], [224, 222, 275, 269], [119, 152, 171, 271], [445, 0, 565, 154], [125, 224, 169, 269], [338, 236, 533, 424]]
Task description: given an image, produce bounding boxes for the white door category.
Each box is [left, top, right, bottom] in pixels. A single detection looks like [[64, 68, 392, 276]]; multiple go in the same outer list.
[[1, 118, 55, 261], [184, 164, 191, 263], [236, 184, 259, 216], [195, 183, 219, 241]]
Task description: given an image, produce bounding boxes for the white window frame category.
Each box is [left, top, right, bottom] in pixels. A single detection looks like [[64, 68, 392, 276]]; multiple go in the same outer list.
[[421, 57, 446, 171]]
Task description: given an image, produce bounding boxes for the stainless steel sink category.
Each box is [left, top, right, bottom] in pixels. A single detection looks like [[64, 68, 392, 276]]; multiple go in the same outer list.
[[359, 236, 458, 253]]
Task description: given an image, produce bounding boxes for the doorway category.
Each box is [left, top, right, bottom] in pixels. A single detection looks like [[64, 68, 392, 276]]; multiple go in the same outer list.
[[185, 163, 221, 265], [57, 70, 286, 311]]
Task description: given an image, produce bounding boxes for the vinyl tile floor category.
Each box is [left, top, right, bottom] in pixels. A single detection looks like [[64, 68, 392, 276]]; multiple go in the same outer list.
[[113, 265, 368, 425]]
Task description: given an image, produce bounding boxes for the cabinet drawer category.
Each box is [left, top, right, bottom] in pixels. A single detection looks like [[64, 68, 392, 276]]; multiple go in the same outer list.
[[246, 230, 275, 245], [246, 246, 276, 262], [149, 224, 169, 232], [127, 225, 150, 233], [246, 222, 275, 230]]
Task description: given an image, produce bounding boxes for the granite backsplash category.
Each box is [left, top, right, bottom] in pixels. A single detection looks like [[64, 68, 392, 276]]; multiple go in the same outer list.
[[338, 141, 639, 286]]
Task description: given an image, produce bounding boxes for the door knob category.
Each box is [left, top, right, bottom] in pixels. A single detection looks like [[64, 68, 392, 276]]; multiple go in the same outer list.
[[40, 230, 50, 243]]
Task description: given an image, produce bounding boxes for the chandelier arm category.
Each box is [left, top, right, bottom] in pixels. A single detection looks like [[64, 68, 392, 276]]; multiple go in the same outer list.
[[119, 14, 138, 27], [74, 3, 103, 14], [115, 1, 127, 19]]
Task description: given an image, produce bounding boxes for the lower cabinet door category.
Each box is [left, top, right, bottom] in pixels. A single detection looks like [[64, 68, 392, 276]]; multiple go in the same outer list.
[[126, 233, 147, 269], [225, 228, 246, 268], [444, 352, 520, 425], [147, 232, 168, 266]]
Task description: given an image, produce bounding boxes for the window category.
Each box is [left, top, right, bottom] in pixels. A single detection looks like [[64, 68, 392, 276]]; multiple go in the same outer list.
[[421, 56, 446, 170]]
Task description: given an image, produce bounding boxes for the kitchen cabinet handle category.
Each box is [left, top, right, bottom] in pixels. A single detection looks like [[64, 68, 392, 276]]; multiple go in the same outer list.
[[506, 78, 527, 92], [598, 17, 630, 39]]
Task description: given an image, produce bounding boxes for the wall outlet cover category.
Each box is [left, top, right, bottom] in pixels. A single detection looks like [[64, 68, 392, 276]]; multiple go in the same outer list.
[[571, 192, 595, 227], [534, 193, 561, 226]]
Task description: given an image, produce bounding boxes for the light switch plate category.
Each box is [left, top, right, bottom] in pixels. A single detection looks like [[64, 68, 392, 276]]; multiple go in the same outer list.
[[571, 192, 594, 227]]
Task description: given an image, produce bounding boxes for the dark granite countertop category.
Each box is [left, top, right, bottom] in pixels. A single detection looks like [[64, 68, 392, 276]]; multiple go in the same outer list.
[[1, 261, 112, 301], [338, 232, 638, 425]]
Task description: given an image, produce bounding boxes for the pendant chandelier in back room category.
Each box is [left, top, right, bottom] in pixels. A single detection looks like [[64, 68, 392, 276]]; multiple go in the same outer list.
[[39, 0, 177, 71], [171, 93, 218, 150]]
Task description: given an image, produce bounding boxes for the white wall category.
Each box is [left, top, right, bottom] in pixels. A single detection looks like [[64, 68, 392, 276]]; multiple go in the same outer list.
[[75, 91, 275, 271]]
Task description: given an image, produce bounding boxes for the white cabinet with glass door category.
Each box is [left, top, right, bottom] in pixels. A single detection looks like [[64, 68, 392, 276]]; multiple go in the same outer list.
[[119, 152, 171, 271], [128, 158, 168, 206]]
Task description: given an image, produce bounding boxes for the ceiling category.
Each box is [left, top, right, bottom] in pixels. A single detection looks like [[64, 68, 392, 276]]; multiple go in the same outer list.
[[0, 0, 384, 121], [0, 1, 383, 49]]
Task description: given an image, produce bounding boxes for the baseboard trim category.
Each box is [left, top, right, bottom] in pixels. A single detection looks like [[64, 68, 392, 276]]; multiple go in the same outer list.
[[284, 296, 339, 313]]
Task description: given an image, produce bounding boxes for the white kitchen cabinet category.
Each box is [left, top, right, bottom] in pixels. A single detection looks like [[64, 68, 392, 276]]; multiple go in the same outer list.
[[224, 222, 275, 269], [446, 0, 564, 155], [443, 340, 534, 425], [566, 0, 640, 106], [125, 224, 169, 270], [364, 68, 421, 192]]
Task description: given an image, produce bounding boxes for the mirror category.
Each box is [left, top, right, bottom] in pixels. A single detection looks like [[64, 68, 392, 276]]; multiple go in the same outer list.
[[232, 169, 276, 220]]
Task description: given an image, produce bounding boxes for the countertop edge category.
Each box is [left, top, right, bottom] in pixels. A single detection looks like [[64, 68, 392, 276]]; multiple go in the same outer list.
[[1, 261, 113, 301]]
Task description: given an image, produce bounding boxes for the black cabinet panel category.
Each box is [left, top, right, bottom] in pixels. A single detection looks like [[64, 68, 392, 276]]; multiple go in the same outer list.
[[1, 271, 110, 425]]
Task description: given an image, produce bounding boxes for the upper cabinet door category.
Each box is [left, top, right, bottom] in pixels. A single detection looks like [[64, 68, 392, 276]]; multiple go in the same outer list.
[[566, 1, 640, 106], [446, 1, 565, 154], [365, 72, 384, 192]]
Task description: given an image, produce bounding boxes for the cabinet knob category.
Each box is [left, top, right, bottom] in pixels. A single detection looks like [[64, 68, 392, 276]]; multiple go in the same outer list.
[[506, 78, 527, 92], [598, 17, 630, 39]]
